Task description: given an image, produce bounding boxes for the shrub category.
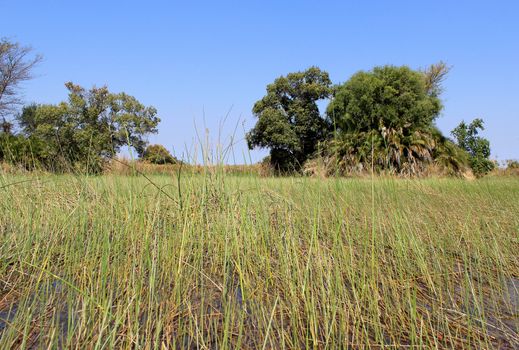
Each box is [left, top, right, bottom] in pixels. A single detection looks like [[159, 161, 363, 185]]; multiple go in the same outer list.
[[142, 144, 177, 164], [506, 160, 519, 169]]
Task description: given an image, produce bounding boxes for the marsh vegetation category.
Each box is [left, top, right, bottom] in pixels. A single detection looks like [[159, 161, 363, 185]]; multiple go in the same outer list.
[[0, 172, 517, 348]]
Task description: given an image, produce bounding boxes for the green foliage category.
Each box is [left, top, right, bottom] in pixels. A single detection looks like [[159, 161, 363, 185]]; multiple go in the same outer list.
[[9, 83, 160, 173], [451, 118, 494, 177], [324, 65, 466, 175], [246, 66, 332, 172], [429, 127, 469, 175], [142, 144, 177, 164], [327, 65, 442, 135], [1, 124, 50, 170], [0, 132, 28, 165]]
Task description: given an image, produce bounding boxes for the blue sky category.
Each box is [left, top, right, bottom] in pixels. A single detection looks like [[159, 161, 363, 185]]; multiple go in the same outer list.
[[2, 0, 518, 163]]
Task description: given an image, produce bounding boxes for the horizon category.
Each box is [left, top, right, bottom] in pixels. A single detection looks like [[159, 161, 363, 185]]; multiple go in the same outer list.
[[2, 0, 518, 163]]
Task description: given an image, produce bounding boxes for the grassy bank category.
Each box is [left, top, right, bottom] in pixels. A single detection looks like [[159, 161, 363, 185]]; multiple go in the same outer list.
[[0, 172, 518, 348]]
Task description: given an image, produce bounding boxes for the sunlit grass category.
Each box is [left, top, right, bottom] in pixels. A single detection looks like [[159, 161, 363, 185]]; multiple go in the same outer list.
[[0, 172, 518, 348]]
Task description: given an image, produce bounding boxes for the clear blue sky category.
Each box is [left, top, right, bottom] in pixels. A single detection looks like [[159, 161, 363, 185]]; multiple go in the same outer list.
[[2, 0, 518, 163]]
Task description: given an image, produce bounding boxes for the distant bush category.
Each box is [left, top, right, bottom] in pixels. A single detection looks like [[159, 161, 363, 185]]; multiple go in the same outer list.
[[105, 157, 262, 176], [142, 144, 177, 164], [499, 160, 519, 176], [506, 160, 519, 169]]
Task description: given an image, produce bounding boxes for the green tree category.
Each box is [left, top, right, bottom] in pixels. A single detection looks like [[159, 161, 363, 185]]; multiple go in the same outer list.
[[325, 64, 461, 175], [451, 118, 494, 177], [246, 67, 332, 172], [142, 144, 177, 164], [14, 82, 160, 173], [328, 65, 441, 136]]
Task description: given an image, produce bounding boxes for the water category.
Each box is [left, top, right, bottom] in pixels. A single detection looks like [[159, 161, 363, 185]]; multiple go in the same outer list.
[[0, 280, 73, 348]]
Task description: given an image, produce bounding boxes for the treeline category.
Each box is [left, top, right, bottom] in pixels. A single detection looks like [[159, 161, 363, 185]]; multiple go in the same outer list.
[[0, 39, 504, 177], [246, 65, 495, 177], [0, 39, 172, 174], [0, 83, 162, 174]]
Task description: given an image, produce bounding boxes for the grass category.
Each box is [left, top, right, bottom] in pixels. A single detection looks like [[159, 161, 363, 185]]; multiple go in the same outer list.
[[0, 171, 518, 349]]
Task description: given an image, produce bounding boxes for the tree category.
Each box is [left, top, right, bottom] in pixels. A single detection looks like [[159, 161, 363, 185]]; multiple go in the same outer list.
[[324, 64, 460, 175], [246, 67, 332, 172], [451, 118, 494, 177], [0, 39, 42, 127], [14, 82, 160, 173], [142, 144, 177, 164]]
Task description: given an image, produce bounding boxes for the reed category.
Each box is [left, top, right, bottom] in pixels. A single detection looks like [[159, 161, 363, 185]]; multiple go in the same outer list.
[[0, 172, 517, 348]]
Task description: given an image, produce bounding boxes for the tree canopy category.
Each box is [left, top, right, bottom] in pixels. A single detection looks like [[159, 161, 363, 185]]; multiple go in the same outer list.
[[327, 65, 442, 134], [246, 66, 332, 172], [10, 82, 160, 173], [322, 64, 464, 175]]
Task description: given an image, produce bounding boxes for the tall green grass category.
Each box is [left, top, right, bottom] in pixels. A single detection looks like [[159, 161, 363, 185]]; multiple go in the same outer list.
[[0, 172, 518, 348]]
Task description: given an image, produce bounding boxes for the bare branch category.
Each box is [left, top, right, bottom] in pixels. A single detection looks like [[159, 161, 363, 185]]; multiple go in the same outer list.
[[0, 38, 42, 119], [421, 61, 451, 96]]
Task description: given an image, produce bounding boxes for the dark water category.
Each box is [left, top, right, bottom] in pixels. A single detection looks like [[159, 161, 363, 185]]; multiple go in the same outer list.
[[1, 277, 517, 348], [457, 276, 519, 349], [0, 280, 72, 347], [0, 303, 18, 333]]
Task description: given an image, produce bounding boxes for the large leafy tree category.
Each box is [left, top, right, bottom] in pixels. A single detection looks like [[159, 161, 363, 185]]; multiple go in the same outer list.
[[246, 67, 332, 172], [451, 118, 494, 177], [14, 82, 160, 173], [325, 64, 463, 175]]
